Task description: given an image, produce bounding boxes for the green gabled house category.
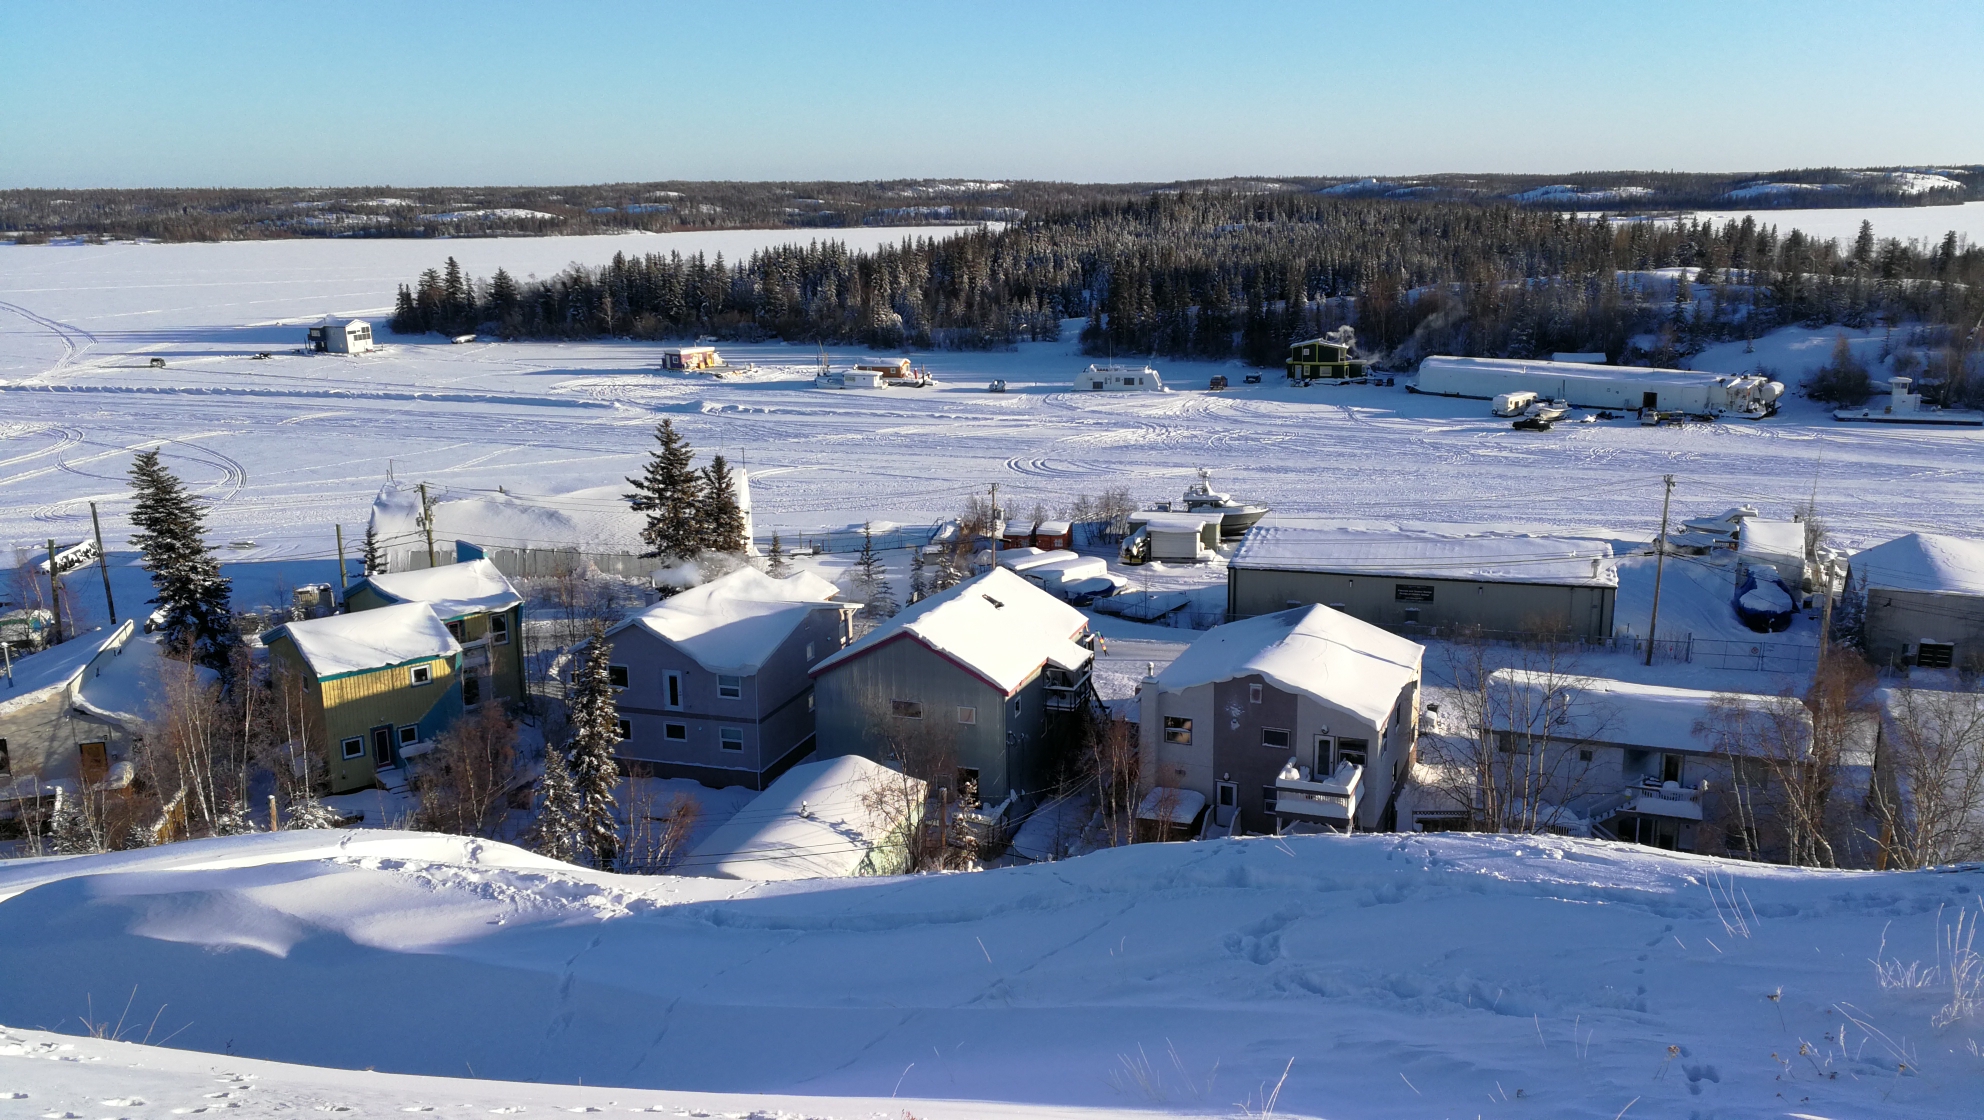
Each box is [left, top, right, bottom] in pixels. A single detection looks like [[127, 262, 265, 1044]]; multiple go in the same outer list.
[[343, 558, 526, 710], [1286, 337, 1372, 382]]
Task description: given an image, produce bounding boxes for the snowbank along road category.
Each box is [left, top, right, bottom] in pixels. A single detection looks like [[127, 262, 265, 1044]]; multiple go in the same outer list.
[[1, 830, 1982, 1119], [2, 231, 1981, 569]]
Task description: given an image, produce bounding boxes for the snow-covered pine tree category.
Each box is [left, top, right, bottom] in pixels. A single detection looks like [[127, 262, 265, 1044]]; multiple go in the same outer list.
[[908, 545, 928, 603], [854, 524, 898, 620], [1831, 568, 1868, 651], [50, 788, 100, 854], [765, 532, 790, 578], [128, 450, 237, 673], [566, 622, 623, 869], [361, 523, 384, 575], [625, 420, 705, 560], [284, 785, 343, 829], [527, 743, 585, 864], [210, 798, 254, 836], [698, 455, 747, 554]]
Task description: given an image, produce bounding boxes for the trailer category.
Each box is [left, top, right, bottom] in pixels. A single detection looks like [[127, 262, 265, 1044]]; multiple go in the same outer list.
[[1415, 355, 1783, 418], [1075, 364, 1164, 391]]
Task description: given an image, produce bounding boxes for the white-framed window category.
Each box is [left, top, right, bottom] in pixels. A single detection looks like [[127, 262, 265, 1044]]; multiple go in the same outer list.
[[957, 706, 977, 725], [397, 726, 418, 746], [891, 699, 923, 719], [341, 736, 364, 760], [490, 614, 511, 645], [719, 727, 744, 751], [608, 665, 629, 690], [717, 674, 742, 699], [616, 719, 633, 740], [445, 620, 465, 642], [1164, 716, 1192, 744], [664, 670, 684, 710], [805, 641, 816, 661], [664, 722, 688, 741], [1262, 727, 1290, 750], [1248, 683, 1262, 704], [409, 663, 432, 686]]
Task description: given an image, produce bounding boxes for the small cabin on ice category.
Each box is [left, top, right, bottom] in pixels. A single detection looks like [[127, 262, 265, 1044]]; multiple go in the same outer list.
[[660, 346, 729, 373], [308, 318, 374, 354], [1076, 364, 1164, 391]]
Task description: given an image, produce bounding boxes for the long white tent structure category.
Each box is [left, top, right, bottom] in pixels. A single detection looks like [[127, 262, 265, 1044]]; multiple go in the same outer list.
[[1413, 355, 1784, 416]]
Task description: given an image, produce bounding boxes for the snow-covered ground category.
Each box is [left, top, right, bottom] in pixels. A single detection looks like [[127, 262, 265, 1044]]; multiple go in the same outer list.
[[1608, 201, 1984, 247], [3, 830, 1982, 1118]]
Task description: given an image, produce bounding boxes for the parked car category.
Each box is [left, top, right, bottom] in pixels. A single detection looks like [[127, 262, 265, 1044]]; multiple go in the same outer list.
[[1209, 375, 1228, 390]]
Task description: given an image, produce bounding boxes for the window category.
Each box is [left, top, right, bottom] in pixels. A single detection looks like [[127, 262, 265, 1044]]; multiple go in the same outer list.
[[1248, 683, 1262, 704], [397, 726, 418, 746], [891, 699, 924, 719], [1335, 738, 1369, 768], [409, 663, 432, 686], [462, 670, 481, 708], [341, 737, 364, 760], [1403, 607, 1421, 624], [664, 670, 684, 710], [1262, 785, 1279, 814], [1918, 642, 1955, 669], [1122, 376, 1135, 386], [719, 727, 744, 751], [1163, 716, 1192, 744], [807, 692, 814, 712], [490, 614, 510, 645], [805, 641, 816, 660], [608, 665, 629, 690], [957, 706, 977, 725], [1661, 753, 1683, 784], [616, 719, 633, 741], [717, 674, 742, 699], [446, 620, 465, 641], [1012, 696, 1022, 717], [664, 722, 688, 741], [1578, 748, 1594, 763], [1262, 727, 1291, 750]]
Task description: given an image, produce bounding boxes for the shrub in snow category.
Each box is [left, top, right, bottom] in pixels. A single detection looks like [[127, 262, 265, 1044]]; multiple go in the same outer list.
[[414, 704, 521, 838], [1804, 335, 1874, 406]]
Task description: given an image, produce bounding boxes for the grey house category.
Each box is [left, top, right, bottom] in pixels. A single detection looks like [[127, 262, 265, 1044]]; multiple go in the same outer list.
[[601, 568, 854, 789], [1228, 526, 1617, 640], [1140, 605, 1423, 836], [1850, 533, 1984, 670], [811, 568, 1096, 806]]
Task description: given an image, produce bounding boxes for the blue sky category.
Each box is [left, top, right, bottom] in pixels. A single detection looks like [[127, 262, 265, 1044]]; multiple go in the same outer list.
[[3, 1, 1980, 188]]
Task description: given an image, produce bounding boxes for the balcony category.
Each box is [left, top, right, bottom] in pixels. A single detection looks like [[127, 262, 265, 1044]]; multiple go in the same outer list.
[[1042, 667, 1092, 711], [1274, 761, 1362, 827]]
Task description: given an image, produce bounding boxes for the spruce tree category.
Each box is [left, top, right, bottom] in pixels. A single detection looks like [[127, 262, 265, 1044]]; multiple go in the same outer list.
[[284, 785, 343, 829], [566, 622, 623, 869], [698, 455, 747, 554], [128, 450, 236, 673], [50, 788, 100, 854], [908, 546, 928, 603], [527, 744, 585, 864], [361, 523, 384, 575], [1831, 569, 1868, 651], [853, 524, 897, 620], [625, 420, 705, 560], [765, 532, 790, 578]]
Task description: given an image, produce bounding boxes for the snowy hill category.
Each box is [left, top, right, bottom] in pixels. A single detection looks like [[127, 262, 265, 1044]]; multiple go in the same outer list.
[[1, 830, 1979, 1118]]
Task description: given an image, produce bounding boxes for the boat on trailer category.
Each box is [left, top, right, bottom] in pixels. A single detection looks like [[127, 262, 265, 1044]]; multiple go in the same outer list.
[[1180, 469, 1270, 537]]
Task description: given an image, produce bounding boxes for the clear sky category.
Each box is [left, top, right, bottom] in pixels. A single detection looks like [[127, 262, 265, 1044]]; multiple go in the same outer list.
[[3, 0, 1980, 188]]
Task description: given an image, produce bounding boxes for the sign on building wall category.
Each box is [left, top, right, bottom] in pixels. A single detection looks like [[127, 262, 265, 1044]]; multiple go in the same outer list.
[[1394, 584, 1435, 602]]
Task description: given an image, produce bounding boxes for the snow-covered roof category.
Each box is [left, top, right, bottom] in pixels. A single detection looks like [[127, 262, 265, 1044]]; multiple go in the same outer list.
[[811, 568, 1090, 696], [609, 567, 844, 676], [1738, 519, 1807, 564], [269, 602, 461, 679], [1156, 606, 1423, 727], [1000, 548, 1078, 572], [73, 631, 169, 725], [680, 755, 923, 881], [369, 482, 646, 558], [1418, 354, 1759, 390], [1136, 786, 1207, 825], [357, 558, 523, 620], [1486, 670, 1810, 755], [1130, 511, 1224, 532], [0, 623, 132, 717], [1231, 526, 1619, 587], [1852, 533, 1984, 596]]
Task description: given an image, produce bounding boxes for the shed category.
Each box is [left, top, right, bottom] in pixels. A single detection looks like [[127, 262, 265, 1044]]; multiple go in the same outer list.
[[1228, 525, 1617, 638], [1415, 355, 1783, 416], [1737, 518, 1809, 591], [1032, 520, 1074, 551], [678, 754, 925, 880], [660, 346, 728, 372], [307, 318, 374, 354], [1851, 533, 1984, 669], [1122, 511, 1223, 564], [1075, 364, 1164, 392]]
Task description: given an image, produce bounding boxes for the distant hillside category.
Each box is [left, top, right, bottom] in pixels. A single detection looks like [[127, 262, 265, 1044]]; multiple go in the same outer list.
[[3, 167, 1978, 243]]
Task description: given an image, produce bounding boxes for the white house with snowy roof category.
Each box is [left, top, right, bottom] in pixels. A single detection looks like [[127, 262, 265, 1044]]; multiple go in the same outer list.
[[1849, 532, 1984, 670], [263, 603, 464, 794], [1140, 605, 1423, 836], [811, 567, 1096, 807], [346, 558, 525, 707], [599, 567, 854, 790], [1227, 525, 1618, 638], [0, 621, 164, 812]]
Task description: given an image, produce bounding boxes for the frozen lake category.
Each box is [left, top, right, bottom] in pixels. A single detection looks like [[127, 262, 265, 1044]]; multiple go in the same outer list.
[[1, 230, 1979, 586]]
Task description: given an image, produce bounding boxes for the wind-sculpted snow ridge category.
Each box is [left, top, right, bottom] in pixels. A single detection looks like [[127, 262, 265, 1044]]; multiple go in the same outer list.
[[2, 830, 1981, 1118]]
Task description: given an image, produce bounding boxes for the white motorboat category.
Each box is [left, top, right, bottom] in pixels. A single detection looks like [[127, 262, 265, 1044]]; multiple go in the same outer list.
[[1180, 468, 1270, 537]]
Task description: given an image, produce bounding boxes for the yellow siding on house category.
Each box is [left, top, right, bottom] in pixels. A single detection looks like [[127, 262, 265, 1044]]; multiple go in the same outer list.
[[269, 633, 458, 793]]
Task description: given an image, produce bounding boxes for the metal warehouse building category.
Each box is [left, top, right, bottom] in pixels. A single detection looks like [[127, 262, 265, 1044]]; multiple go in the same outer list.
[[1414, 355, 1783, 416], [1227, 526, 1619, 639], [1850, 532, 1984, 670]]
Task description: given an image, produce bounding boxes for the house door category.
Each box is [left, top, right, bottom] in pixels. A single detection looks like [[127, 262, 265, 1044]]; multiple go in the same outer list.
[[78, 742, 108, 785], [1641, 391, 1658, 410], [1313, 735, 1334, 775], [1214, 781, 1238, 828], [371, 725, 395, 768]]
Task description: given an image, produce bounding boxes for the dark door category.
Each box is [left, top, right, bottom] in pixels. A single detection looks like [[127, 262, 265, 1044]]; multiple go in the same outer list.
[[78, 742, 108, 785], [1641, 391, 1658, 409], [371, 725, 394, 767]]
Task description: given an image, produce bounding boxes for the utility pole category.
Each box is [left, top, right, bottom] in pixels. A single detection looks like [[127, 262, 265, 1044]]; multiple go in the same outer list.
[[334, 524, 349, 599], [988, 483, 1000, 571], [45, 538, 63, 646], [1644, 475, 1675, 667], [89, 502, 116, 625], [418, 483, 437, 569]]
